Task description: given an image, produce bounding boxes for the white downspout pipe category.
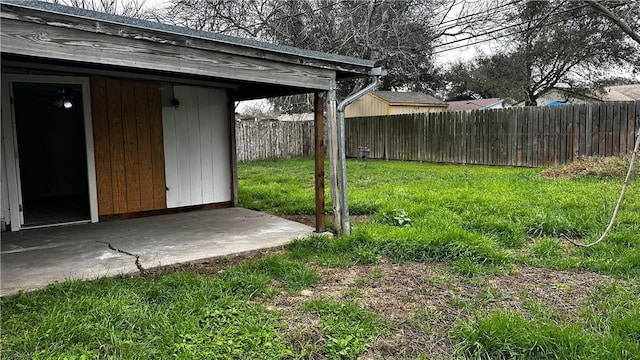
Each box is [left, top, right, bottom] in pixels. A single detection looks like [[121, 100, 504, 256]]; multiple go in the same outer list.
[[335, 67, 386, 235]]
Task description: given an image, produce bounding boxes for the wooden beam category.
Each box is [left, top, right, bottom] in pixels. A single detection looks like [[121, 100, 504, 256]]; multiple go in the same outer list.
[[1, 19, 335, 91], [1, 59, 239, 90], [326, 82, 343, 234], [2, 57, 309, 102], [314, 92, 326, 233]]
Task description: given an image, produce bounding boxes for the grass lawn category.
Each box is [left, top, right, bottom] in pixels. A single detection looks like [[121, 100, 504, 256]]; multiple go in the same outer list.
[[2, 158, 639, 359]]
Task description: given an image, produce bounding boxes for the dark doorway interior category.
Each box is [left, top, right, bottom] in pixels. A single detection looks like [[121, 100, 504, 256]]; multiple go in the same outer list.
[[13, 82, 90, 227]]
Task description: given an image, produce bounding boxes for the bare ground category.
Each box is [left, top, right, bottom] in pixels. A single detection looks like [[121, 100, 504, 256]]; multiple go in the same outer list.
[[148, 211, 626, 358], [157, 251, 619, 359], [279, 214, 373, 228], [262, 259, 616, 359]]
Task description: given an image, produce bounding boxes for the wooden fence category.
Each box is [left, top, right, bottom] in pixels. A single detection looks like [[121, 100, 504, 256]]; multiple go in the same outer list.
[[345, 101, 639, 167], [235, 101, 639, 166], [235, 119, 315, 162]]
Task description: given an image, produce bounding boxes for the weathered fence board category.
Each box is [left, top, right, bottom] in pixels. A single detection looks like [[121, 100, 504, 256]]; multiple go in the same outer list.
[[235, 101, 638, 166], [344, 101, 639, 167], [235, 120, 315, 162]]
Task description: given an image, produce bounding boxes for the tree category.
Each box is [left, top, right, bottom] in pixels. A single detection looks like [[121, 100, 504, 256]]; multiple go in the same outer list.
[[160, 0, 267, 36], [585, 0, 640, 45], [445, 1, 640, 105], [236, 100, 273, 118], [161, 0, 455, 112], [48, 0, 155, 18], [443, 59, 513, 101], [268, 93, 315, 115]]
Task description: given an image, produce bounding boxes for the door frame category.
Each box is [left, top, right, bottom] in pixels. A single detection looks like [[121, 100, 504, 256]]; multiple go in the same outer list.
[[1, 74, 98, 231]]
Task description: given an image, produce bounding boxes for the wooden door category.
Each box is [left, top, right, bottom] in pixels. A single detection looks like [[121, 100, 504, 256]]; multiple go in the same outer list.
[[90, 76, 166, 215]]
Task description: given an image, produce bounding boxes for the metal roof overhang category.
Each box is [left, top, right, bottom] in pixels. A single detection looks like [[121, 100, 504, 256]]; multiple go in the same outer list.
[[0, 1, 376, 100]]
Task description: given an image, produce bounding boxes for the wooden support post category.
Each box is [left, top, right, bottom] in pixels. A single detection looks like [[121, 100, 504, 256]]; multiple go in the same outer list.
[[228, 96, 239, 206], [326, 81, 343, 234], [314, 92, 326, 232]]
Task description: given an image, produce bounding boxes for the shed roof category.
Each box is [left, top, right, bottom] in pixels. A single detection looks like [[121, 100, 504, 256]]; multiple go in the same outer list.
[[372, 91, 445, 105], [0, 0, 375, 99], [1, 0, 374, 69], [446, 98, 503, 111], [601, 84, 640, 101]]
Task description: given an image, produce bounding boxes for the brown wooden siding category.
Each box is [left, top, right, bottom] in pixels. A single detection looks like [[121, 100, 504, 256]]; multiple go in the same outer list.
[[345, 94, 448, 118], [344, 95, 389, 118], [91, 76, 166, 215], [388, 105, 447, 115]]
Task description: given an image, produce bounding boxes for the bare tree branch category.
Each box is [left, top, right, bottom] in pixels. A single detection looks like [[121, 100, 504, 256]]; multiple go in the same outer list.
[[585, 0, 640, 44]]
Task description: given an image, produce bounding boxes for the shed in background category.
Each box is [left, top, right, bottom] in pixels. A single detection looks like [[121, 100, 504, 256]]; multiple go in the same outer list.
[[345, 91, 448, 118]]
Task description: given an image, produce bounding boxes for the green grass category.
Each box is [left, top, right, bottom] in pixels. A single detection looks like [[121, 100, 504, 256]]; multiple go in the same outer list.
[[1, 258, 316, 359], [240, 159, 639, 279], [2, 158, 639, 359], [301, 298, 385, 359], [452, 282, 640, 359]]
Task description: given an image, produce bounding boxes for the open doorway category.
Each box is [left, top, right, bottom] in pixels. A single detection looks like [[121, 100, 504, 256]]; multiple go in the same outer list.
[[12, 82, 91, 227]]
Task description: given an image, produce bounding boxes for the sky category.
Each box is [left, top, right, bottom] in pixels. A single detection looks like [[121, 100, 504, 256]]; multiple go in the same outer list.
[[138, 0, 637, 113], [140, 0, 166, 9]]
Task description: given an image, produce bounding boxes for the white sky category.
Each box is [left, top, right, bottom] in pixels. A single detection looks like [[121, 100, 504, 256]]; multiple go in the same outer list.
[[141, 0, 166, 9]]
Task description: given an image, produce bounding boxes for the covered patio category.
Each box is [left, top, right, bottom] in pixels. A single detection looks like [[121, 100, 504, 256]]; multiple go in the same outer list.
[[0, 208, 313, 296], [2, 0, 377, 236], [0, 1, 378, 298]]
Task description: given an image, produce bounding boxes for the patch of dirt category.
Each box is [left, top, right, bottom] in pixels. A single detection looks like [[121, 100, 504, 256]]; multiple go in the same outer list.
[[508, 235, 585, 258], [145, 247, 286, 277], [540, 155, 635, 179], [278, 214, 373, 228], [153, 253, 620, 359], [260, 259, 618, 359]]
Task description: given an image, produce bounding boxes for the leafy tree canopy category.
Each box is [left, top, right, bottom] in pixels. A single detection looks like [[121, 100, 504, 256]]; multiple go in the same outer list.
[[444, 0, 639, 105]]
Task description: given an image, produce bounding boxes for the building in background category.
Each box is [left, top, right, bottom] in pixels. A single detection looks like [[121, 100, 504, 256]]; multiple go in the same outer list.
[[345, 91, 448, 118], [445, 98, 510, 111], [514, 84, 640, 107]]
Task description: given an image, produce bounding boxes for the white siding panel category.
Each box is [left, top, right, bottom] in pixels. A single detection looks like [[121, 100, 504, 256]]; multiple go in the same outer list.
[[185, 86, 203, 205], [211, 89, 231, 202], [198, 87, 215, 204], [162, 85, 230, 208], [162, 106, 180, 208], [174, 89, 191, 206]]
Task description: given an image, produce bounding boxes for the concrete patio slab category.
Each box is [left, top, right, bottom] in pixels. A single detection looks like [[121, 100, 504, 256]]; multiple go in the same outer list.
[[1, 208, 313, 297]]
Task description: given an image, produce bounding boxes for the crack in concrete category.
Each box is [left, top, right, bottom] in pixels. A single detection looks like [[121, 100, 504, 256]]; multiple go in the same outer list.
[[97, 241, 148, 277]]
